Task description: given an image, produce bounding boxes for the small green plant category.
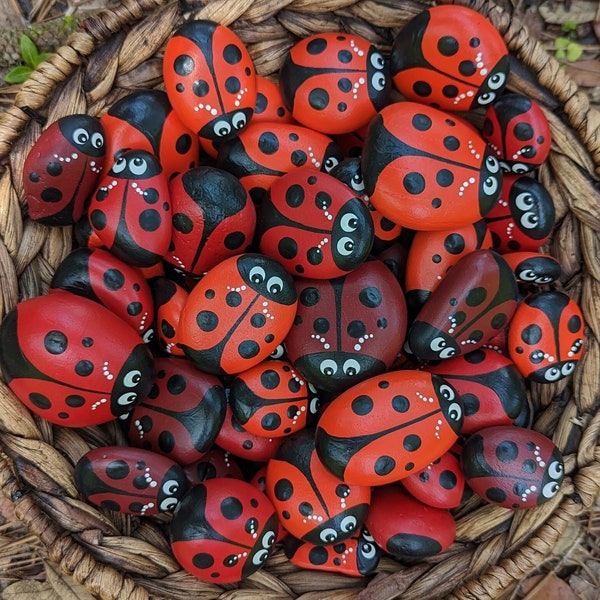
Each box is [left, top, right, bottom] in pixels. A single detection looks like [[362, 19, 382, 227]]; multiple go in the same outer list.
[[554, 19, 584, 63], [4, 34, 52, 84]]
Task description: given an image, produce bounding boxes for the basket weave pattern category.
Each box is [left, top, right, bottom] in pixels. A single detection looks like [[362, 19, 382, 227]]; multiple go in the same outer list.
[[0, 1, 599, 599]]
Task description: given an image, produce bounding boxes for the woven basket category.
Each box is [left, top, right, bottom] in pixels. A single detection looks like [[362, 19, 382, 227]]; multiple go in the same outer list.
[[0, 0, 599, 598]]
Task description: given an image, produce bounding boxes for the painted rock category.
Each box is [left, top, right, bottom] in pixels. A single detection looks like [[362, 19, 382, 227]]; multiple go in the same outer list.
[[390, 5, 509, 111], [365, 484, 456, 559], [333, 123, 368, 158], [216, 121, 343, 203], [229, 358, 321, 438], [165, 166, 256, 276], [74, 446, 187, 515], [256, 168, 374, 279], [362, 102, 502, 230], [163, 20, 256, 142], [152, 277, 189, 357], [314, 370, 463, 486], [502, 251, 562, 286], [279, 31, 390, 134], [484, 173, 555, 253], [423, 348, 527, 434], [404, 220, 492, 318], [215, 402, 283, 463], [265, 428, 371, 545], [285, 259, 407, 394], [100, 89, 199, 180], [178, 253, 298, 375], [402, 450, 468, 509], [483, 93, 551, 173], [50, 247, 154, 342], [0, 293, 154, 427], [127, 356, 227, 465], [88, 149, 172, 267], [170, 478, 278, 583], [507, 290, 585, 383], [254, 75, 295, 124], [23, 114, 105, 225], [184, 448, 244, 486], [407, 249, 519, 361], [460, 425, 564, 509], [284, 526, 380, 576]]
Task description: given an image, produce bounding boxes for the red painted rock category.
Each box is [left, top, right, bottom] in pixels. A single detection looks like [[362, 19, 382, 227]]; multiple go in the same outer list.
[[152, 277, 189, 357], [184, 448, 244, 485], [502, 251, 562, 286]]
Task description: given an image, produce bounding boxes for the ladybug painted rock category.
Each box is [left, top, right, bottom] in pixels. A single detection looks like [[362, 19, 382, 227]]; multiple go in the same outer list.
[[390, 5, 509, 111], [407, 249, 518, 362], [362, 102, 502, 231], [216, 121, 343, 203], [0, 293, 154, 427], [229, 358, 321, 438], [285, 259, 407, 394], [165, 166, 256, 276], [128, 357, 227, 465], [265, 428, 371, 545], [178, 253, 298, 376], [254, 75, 295, 125], [74, 446, 187, 515], [315, 370, 463, 486], [163, 19, 256, 142], [49, 247, 154, 343], [100, 89, 199, 180], [502, 251, 562, 286], [256, 169, 374, 279], [279, 31, 390, 134], [215, 402, 283, 463], [484, 173, 555, 253], [424, 348, 527, 434], [483, 93, 551, 173], [88, 149, 172, 267], [23, 114, 105, 225], [171, 478, 278, 583], [460, 425, 565, 509], [365, 484, 456, 559], [284, 526, 380, 577], [507, 290, 585, 383], [404, 220, 492, 318], [333, 123, 368, 158], [402, 450, 468, 509], [152, 277, 189, 357], [184, 448, 245, 486]]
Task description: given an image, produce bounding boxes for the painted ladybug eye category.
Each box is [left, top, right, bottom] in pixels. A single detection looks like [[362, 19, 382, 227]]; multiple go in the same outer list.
[[252, 549, 269, 565], [483, 175, 498, 196], [270, 344, 286, 359], [320, 359, 338, 376], [438, 384, 455, 402], [309, 394, 320, 414], [370, 52, 385, 69], [477, 91, 496, 105], [142, 328, 155, 344], [340, 515, 357, 533], [542, 481, 560, 498], [544, 367, 562, 382], [487, 72, 506, 90], [91, 132, 104, 149], [323, 156, 340, 172], [248, 266, 266, 284], [213, 120, 232, 137], [371, 71, 386, 92], [232, 111, 247, 130], [447, 402, 462, 421], [515, 192, 534, 210], [561, 362, 575, 376], [123, 369, 142, 388], [518, 269, 537, 281], [430, 336, 456, 359], [117, 391, 138, 406], [336, 236, 355, 256], [262, 530, 276, 549], [162, 479, 180, 496], [160, 497, 179, 511], [548, 460, 563, 480], [520, 212, 539, 229], [129, 156, 148, 176], [72, 127, 90, 145], [343, 358, 361, 376], [320, 527, 338, 543], [361, 542, 377, 559], [512, 163, 530, 174], [537, 275, 553, 283], [266, 276, 284, 294], [362, 529, 375, 543], [485, 155, 500, 173], [112, 157, 127, 173], [340, 212, 359, 232], [351, 173, 365, 193]]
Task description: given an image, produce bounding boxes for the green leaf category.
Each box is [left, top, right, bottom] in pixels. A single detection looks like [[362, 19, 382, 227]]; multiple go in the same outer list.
[[4, 65, 33, 83], [19, 34, 39, 68], [33, 52, 52, 67], [554, 37, 570, 49], [561, 19, 578, 34], [555, 49, 567, 60], [566, 42, 583, 62]]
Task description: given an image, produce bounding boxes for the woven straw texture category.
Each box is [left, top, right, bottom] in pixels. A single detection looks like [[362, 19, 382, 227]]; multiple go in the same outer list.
[[0, 0, 599, 598]]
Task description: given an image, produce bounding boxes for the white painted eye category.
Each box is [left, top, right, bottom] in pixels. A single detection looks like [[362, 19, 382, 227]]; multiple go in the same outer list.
[[371, 71, 386, 91], [515, 192, 534, 211], [340, 212, 359, 232], [252, 549, 268, 565], [439, 384, 455, 402], [232, 111, 247, 130], [142, 328, 155, 344], [340, 515, 357, 533], [213, 120, 231, 137], [336, 236, 355, 256], [343, 359, 360, 376], [483, 175, 498, 196], [123, 369, 142, 388], [160, 496, 179, 511], [320, 527, 338, 543], [477, 91, 496, 105], [266, 276, 284, 294], [518, 269, 538, 282], [542, 481, 560, 498], [320, 359, 338, 376], [309, 394, 320, 414], [324, 156, 339, 172], [486, 155, 500, 173], [430, 336, 456, 359], [351, 173, 365, 193], [447, 402, 462, 421], [561, 362, 575, 376], [544, 367, 562, 382], [536, 275, 553, 284], [112, 157, 127, 173], [520, 212, 539, 229], [117, 392, 137, 406], [361, 542, 377, 559], [129, 156, 148, 176], [162, 479, 180, 495], [488, 72, 506, 90], [91, 132, 104, 149], [512, 163, 530, 174], [548, 460, 563, 480], [370, 52, 384, 69], [362, 529, 375, 543], [72, 127, 90, 145], [262, 530, 276, 548], [249, 266, 266, 284]]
